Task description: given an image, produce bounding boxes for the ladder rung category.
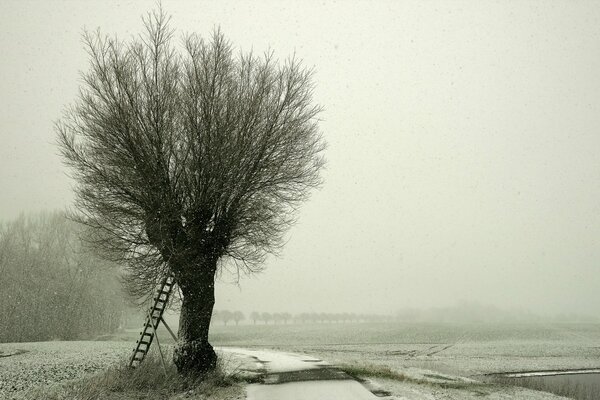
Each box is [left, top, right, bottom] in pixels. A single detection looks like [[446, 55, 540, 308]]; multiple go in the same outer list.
[[137, 340, 151, 346]]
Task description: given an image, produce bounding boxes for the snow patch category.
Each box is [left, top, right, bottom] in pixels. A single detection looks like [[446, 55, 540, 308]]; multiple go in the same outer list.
[[503, 369, 600, 378], [217, 347, 331, 374]]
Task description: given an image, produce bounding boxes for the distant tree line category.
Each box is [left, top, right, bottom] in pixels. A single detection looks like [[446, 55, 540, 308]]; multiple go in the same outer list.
[[207, 306, 600, 327], [0, 212, 128, 343], [210, 310, 393, 325]]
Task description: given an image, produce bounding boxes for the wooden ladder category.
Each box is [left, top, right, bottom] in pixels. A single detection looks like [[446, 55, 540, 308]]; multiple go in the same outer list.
[[128, 274, 178, 368]]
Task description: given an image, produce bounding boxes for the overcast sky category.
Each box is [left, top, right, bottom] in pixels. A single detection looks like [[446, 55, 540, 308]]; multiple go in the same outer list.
[[2, 0, 600, 317]]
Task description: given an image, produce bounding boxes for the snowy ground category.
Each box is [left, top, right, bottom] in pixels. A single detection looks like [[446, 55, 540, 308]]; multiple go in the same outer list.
[[0, 340, 130, 398], [211, 322, 600, 399], [219, 348, 378, 399], [210, 322, 600, 375], [219, 347, 573, 399], [363, 377, 571, 400], [2, 322, 599, 399], [294, 339, 600, 377]]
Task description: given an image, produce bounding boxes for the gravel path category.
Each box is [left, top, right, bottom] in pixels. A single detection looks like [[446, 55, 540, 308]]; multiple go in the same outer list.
[[0, 341, 132, 399]]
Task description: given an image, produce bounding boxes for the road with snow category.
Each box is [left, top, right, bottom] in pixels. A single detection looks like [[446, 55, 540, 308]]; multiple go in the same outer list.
[[218, 347, 380, 400]]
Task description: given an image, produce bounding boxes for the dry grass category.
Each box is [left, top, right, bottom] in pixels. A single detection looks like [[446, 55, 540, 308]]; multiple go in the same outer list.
[[338, 362, 488, 391], [339, 363, 406, 381]]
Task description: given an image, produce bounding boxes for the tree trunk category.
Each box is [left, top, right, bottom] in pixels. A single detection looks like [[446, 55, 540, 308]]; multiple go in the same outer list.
[[173, 262, 217, 373]]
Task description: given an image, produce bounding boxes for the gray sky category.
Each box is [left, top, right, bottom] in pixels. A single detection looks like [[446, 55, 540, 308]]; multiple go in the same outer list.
[[2, 0, 600, 317]]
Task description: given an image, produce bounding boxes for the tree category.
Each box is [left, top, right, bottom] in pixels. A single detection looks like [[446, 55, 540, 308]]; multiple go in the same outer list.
[[273, 312, 283, 324], [0, 212, 127, 342], [56, 8, 325, 373], [220, 310, 233, 326], [261, 312, 273, 325], [281, 312, 292, 324], [233, 311, 245, 326], [297, 312, 309, 324], [250, 311, 260, 325]]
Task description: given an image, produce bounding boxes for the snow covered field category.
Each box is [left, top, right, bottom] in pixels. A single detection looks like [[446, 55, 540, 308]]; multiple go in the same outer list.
[[211, 321, 600, 398], [2, 322, 599, 399], [210, 321, 600, 376], [0, 341, 130, 398]]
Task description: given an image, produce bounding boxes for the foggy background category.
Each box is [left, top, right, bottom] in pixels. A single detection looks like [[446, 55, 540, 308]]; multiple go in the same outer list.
[[1, 0, 599, 319]]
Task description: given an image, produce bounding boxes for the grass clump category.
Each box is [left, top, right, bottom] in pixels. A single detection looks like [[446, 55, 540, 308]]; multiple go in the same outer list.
[[339, 362, 486, 391], [340, 363, 406, 381], [17, 352, 242, 400]]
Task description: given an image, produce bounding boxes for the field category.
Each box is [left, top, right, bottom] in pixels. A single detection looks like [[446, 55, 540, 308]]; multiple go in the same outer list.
[[211, 321, 600, 375], [3, 321, 600, 399], [211, 321, 600, 399]]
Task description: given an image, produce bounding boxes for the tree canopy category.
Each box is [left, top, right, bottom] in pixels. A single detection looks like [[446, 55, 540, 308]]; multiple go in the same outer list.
[[57, 8, 325, 372], [57, 10, 325, 301]]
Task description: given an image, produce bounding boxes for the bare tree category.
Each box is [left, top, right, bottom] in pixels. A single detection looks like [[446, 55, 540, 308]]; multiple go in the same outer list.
[[261, 312, 273, 325], [220, 310, 233, 326], [56, 8, 325, 372], [273, 312, 284, 324], [233, 311, 245, 326], [0, 212, 126, 343]]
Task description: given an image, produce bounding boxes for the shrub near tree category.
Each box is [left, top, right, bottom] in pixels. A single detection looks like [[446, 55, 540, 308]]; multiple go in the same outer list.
[[56, 8, 325, 372]]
